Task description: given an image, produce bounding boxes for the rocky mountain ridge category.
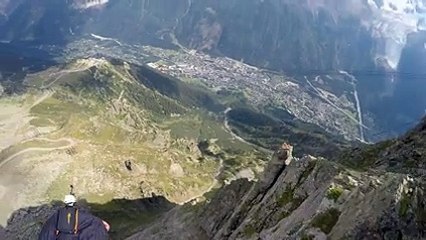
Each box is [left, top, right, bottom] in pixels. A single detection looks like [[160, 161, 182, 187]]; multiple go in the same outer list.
[[0, 55, 272, 229], [129, 118, 426, 240], [0, 2, 424, 239], [3, 118, 425, 239]]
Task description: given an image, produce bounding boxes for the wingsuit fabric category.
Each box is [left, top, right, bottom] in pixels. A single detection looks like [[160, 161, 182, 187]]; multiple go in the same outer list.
[[39, 207, 109, 240]]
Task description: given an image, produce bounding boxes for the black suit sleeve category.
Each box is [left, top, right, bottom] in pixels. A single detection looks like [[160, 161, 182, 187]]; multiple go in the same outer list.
[[77, 211, 109, 240], [38, 211, 59, 240]]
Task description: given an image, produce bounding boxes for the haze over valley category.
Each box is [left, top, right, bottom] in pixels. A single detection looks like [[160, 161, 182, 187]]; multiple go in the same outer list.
[[0, 1, 425, 239]]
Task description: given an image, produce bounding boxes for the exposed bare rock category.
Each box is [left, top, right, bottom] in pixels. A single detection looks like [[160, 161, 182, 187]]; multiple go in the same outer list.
[[135, 163, 148, 175], [169, 163, 185, 178], [187, 139, 202, 156], [139, 181, 162, 199], [4, 203, 62, 240], [128, 178, 253, 240], [127, 132, 426, 240], [189, 13, 223, 52], [3, 118, 426, 240], [235, 168, 255, 181]]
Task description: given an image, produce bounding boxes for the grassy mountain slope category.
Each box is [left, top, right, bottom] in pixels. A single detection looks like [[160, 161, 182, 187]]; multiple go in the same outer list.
[[0, 57, 266, 226], [0, 55, 367, 238]]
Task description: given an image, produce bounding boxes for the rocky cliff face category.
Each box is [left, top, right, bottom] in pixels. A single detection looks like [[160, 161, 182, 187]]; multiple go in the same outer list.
[[128, 119, 426, 240], [2, 120, 425, 239]]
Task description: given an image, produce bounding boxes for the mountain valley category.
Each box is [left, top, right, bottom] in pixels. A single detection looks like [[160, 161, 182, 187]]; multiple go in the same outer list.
[[0, 55, 270, 226], [0, 0, 424, 239]]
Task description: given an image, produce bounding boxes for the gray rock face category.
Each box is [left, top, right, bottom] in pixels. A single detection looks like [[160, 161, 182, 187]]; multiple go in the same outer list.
[[128, 130, 426, 240], [205, 143, 295, 239], [0, 225, 5, 239], [198, 179, 253, 238], [2, 119, 426, 240], [4, 203, 61, 240]]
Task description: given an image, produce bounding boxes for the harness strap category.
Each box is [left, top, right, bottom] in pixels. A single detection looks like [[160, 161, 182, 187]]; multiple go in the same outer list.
[[55, 210, 60, 236], [74, 209, 79, 234], [55, 208, 79, 236]]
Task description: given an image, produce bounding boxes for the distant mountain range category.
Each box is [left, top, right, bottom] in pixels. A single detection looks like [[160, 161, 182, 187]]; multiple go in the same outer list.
[[0, 0, 425, 140], [0, 2, 425, 239]]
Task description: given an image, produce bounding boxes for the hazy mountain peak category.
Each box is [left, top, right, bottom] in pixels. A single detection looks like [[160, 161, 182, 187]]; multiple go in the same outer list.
[[301, 0, 425, 69], [365, 0, 426, 67]]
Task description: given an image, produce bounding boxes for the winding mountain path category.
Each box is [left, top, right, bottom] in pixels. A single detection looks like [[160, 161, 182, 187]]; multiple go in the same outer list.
[[0, 138, 75, 170]]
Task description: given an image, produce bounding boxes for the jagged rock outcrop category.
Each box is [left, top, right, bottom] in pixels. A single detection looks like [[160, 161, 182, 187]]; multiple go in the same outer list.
[[128, 129, 426, 240], [3, 203, 62, 240], [208, 143, 295, 239], [2, 122, 426, 240]]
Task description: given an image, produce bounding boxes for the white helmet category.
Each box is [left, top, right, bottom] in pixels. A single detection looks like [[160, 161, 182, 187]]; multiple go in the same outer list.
[[64, 195, 77, 205]]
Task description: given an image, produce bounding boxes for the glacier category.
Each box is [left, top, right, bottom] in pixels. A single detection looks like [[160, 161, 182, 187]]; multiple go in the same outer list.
[[368, 0, 426, 69]]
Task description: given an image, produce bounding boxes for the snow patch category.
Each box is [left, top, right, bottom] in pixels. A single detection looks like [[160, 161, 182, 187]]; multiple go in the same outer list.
[[368, 0, 426, 69], [309, 0, 425, 70], [381, 0, 426, 14], [73, 0, 109, 9]]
